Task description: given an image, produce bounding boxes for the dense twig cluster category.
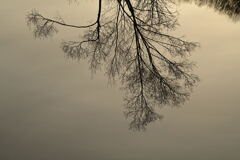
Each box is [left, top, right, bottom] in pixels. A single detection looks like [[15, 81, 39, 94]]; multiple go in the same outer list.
[[27, 0, 199, 130], [181, 0, 240, 21]]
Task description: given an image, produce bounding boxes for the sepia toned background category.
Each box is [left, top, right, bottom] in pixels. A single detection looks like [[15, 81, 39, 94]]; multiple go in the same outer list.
[[0, 0, 240, 159]]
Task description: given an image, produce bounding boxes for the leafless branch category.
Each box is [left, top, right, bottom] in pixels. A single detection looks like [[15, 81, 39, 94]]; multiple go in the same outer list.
[[27, 0, 199, 131]]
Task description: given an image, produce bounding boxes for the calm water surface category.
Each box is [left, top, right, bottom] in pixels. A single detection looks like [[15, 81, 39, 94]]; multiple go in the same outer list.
[[1, 0, 240, 159]]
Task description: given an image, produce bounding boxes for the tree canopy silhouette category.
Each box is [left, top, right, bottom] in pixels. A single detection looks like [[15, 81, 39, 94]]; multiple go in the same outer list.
[[27, 0, 199, 130], [180, 0, 240, 21]]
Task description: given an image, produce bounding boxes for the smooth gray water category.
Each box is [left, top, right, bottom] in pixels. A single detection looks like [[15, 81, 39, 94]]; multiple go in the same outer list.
[[1, 1, 240, 159]]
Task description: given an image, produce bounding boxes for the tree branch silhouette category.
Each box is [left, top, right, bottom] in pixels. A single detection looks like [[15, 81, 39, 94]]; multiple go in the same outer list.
[[27, 0, 199, 131], [180, 0, 240, 21]]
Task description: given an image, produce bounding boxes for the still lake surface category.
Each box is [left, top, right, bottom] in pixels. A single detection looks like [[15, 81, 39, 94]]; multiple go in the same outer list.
[[1, 0, 240, 159]]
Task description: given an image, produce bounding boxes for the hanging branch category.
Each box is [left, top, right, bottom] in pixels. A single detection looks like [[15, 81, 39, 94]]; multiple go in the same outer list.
[[27, 0, 199, 131]]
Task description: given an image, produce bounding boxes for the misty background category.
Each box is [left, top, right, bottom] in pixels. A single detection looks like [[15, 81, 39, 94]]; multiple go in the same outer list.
[[0, 0, 240, 159]]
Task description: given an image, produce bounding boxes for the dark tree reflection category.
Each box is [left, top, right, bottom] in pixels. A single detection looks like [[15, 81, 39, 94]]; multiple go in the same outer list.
[[27, 0, 199, 131], [180, 0, 240, 21]]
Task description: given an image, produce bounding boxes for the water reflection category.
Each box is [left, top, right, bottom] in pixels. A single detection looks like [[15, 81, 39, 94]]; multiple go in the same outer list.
[[27, 0, 199, 130], [180, 0, 240, 21]]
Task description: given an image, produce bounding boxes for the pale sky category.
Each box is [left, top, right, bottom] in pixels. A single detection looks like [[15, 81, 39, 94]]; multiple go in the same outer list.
[[0, 1, 240, 160]]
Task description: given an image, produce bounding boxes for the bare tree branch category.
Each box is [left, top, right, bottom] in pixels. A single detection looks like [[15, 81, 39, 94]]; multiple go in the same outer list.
[[27, 0, 199, 131]]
